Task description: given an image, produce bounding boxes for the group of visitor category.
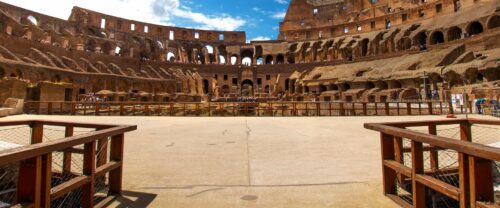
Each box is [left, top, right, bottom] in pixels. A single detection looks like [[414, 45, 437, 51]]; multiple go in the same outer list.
[[475, 98, 499, 114], [237, 97, 257, 102]]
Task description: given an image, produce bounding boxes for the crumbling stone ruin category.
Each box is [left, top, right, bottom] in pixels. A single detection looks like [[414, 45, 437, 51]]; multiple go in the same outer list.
[[0, 0, 498, 104]]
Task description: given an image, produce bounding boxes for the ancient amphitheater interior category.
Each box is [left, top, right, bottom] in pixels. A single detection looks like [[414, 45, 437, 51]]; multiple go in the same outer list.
[[0, 0, 498, 106], [0, 0, 499, 207]]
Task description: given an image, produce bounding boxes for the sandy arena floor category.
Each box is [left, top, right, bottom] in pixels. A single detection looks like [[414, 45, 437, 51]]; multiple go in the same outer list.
[[2, 114, 488, 208]]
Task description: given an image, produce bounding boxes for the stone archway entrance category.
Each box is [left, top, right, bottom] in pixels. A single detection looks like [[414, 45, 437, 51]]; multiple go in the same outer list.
[[241, 79, 254, 97]]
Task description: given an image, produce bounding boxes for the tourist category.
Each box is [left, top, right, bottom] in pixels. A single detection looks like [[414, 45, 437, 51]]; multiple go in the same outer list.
[[476, 98, 485, 114]]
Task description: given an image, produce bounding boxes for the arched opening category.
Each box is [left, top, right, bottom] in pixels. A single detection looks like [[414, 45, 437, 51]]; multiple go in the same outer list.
[[285, 78, 290, 91], [276, 54, 285, 64], [27, 15, 38, 26], [341, 83, 351, 91], [367, 82, 375, 89], [241, 79, 254, 96], [487, 15, 500, 29], [430, 31, 445, 45], [447, 26, 462, 42], [52, 75, 61, 83], [398, 38, 412, 51], [265, 55, 274, 64], [202, 79, 209, 94], [256, 57, 263, 65], [219, 55, 226, 64], [319, 84, 327, 93], [85, 39, 97, 52], [414, 31, 427, 47], [329, 84, 339, 91], [206, 45, 215, 64], [264, 85, 270, 93], [167, 52, 176, 62], [467, 21, 483, 36], [360, 39, 369, 56], [230, 55, 238, 65], [241, 50, 253, 66], [102, 42, 112, 55], [115, 46, 122, 56], [242, 57, 252, 66]]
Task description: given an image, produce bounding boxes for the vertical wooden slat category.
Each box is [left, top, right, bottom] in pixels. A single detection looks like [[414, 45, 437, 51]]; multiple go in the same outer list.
[[393, 136, 405, 185], [40, 153, 52, 208], [381, 133, 397, 195], [82, 141, 96, 208], [428, 102, 433, 115], [411, 140, 425, 208], [363, 103, 367, 116], [469, 156, 494, 208], [95, 103, 100, 116], [109, 134, 124, 195], [17, 157, 42, 207], [459, 122, 471, 208], [71, 102, 76, 115], [62, 126, 74, 173], [48, 102, 53, 115], [385, 103, 390, 116], [428, 125, 439, 171], [407, 103, 412, 115]]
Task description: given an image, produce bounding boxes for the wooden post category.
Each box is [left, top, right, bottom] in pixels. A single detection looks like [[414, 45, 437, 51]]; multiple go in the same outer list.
[[340, 103, 345, 116], [120, 103, 124, 116], [448, 101, 454, 114], [385, 103, 390, 116], [362, 103, 367, 116], [396, 103, 400, 115], [305, 103, 309, 116], [459, 122, 471, 208], [381, 133, 397, 195], [412, 140, 425, 208], [17, 156, 42, 207], [418, 102, 422, 115], [316, 103, 321, 116], [375, 103, 378, 116], [439, 102, 443, 114], [95, 103, 100, 116], [468, 156, 494, 207], [41, 153, 52, 208], [145, 104, 149, 116], [109, 134, 124, 195], [406, 103, 412, 115], [48, 102, 53, 115], [428, 102, 433, 115], [82, 140, 96, 208], [63, 126, 74, 173], [428, 125, 439, 171], [393, 136, 405, 185], [329, 102, 332, 116], [71, 103, 76, 115]]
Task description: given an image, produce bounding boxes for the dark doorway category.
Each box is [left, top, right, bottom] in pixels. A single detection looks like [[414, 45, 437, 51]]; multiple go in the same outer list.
[[241, 80, 254, 96]]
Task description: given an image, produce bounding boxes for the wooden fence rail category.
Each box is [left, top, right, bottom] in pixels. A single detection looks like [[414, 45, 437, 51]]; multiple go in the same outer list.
[[365, 118, 500, 208], [24, 101, 473, 117], [0, 120, 137, 208]]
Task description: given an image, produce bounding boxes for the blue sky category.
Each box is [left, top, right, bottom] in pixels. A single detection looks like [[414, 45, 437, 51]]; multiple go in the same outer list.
[[2, 0, 289, 41]]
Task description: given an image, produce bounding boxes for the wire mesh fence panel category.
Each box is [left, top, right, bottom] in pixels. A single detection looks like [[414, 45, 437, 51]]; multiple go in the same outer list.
[[0, 125, 31, 147], [0, 162, 19, 207]]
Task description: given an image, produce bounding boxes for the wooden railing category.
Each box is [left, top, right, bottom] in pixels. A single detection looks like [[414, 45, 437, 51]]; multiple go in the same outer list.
[[0, 120, 136, 208], [24, 101, 472, 117], [364, 118, 500, 208]]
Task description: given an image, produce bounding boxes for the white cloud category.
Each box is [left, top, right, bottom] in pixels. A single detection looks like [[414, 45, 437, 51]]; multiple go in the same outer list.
[[274, 0, 288, 5], [247, 36, 271, 43], [272, 11, 286, 19], [1, 0, 246, 31]]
